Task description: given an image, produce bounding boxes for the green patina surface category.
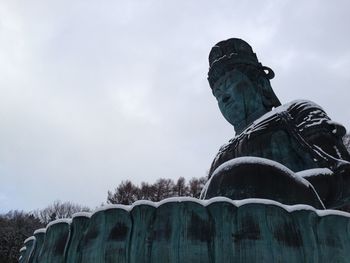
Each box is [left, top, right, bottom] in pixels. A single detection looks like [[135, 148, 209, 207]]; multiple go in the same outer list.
[[37, 220, 70, 263], [65, 214, 90, 263], [80, 206, 132, 262], [205, 38, 350, 209], [19, 38, 350, 262], [20, 198, 350, 263], [29, 230, 45, 263]]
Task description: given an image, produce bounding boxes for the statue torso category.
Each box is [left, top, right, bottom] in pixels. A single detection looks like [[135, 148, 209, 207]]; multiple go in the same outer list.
[[209, 100, 350, 177]]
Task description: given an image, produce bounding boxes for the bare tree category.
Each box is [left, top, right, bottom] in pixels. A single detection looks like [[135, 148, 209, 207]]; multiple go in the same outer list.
[[137, 182, 157, 201], [33, 200, 90, 224], [107, 176, 207, 204], [153, 178, 175, 201], [188, 177, 207, 198], [173, 177, 189, 197], [107, 180, 139, 205]]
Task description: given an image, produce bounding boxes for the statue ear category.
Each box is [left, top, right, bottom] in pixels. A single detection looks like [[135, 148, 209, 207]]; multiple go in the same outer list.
[[259, 77, 281, 109]]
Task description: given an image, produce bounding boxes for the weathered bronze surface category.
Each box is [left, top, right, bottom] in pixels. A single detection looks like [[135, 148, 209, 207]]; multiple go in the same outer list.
[[29, 230, 45, 263], [19, 38, 350, 262], [204, 38, 350, 209], [37, 220, 70, 263], [20, 198, 350, 263]]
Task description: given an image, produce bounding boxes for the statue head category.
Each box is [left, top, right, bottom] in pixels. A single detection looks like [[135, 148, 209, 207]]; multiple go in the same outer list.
[[208, 38, 281, 133]]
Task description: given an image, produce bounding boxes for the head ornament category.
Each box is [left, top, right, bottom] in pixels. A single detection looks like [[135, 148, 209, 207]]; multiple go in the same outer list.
[[208, 38, 274, 89]]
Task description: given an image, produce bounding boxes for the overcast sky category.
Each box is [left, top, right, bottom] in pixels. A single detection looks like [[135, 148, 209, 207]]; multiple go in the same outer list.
[[1, 0, 349, 213]]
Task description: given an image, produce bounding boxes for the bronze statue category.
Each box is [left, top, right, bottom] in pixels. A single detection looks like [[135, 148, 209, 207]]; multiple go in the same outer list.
[[202, 38, 350, 209]]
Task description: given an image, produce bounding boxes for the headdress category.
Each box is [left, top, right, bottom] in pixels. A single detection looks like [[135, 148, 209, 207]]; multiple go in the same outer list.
[[208, 38, 274, 89]]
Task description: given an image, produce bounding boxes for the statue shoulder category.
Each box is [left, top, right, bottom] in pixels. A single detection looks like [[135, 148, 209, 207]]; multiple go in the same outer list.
[[208, 104, 292, 177], [208, 138, 238, 177], [208, 100, 349, 178], [287, 99, 346, 137]]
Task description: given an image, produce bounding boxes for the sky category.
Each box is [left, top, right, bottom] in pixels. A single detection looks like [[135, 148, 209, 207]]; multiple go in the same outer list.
[[1, 0, 350, 213]]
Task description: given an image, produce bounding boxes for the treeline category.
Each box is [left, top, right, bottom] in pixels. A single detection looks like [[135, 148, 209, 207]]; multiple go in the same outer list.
[[0, 201, 90, 263], [1, 134, 349, 262], [107, 176, 207, 205], [31, 200, 90, 225], [105, 133, 350, 206], [0, 211, 42, 263], [0, 177, 206, 263]]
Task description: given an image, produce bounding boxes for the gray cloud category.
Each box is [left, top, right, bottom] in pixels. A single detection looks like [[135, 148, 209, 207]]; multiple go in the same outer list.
[[0, 0, 349, 212]]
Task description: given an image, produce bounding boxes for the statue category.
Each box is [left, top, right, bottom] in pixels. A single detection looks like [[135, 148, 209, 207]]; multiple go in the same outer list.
[[201, 38, 350, 209], [19, 39, 350, 263]]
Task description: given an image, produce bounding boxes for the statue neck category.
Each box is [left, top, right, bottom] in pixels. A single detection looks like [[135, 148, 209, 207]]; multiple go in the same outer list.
[[235, 107, 269, 134]]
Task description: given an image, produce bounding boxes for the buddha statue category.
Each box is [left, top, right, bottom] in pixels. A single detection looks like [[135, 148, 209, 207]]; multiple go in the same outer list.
[[201, 38, 350, 209]]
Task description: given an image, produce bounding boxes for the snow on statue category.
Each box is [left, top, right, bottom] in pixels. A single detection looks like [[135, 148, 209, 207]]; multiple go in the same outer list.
[[201, 38, 350, 209]]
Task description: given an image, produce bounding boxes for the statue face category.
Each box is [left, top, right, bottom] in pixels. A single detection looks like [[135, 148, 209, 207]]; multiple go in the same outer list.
[[212, 69, 264, 131]]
